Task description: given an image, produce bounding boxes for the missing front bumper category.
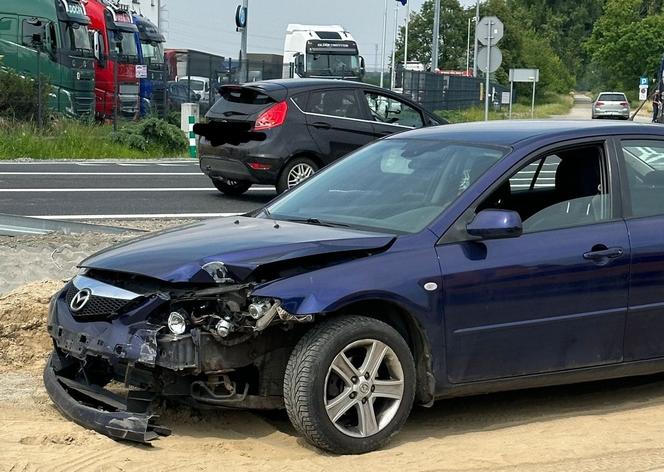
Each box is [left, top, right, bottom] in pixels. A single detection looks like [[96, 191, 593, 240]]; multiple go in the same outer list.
[[43, 352, 171, 444]]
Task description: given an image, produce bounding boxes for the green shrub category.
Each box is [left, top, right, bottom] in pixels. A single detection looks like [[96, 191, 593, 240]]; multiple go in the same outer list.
[[109, 118, 187, 153], [0, 68, 51, 122]]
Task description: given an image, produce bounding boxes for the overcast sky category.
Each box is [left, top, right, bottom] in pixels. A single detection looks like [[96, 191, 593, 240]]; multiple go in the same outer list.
[[163, 0, 476, 69]]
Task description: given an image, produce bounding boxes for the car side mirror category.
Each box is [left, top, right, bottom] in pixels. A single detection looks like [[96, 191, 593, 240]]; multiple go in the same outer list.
[[467, 209, 522, 239], [360, 55, 366, 75]]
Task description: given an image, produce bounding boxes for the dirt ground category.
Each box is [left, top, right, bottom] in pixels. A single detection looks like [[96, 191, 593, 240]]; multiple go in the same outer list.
[[4, 225, 664, 471]]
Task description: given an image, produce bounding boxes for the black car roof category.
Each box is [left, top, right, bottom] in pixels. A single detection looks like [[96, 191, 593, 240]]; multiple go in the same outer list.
[[396, 120, 664, 146], [242, 78, 390, 94]]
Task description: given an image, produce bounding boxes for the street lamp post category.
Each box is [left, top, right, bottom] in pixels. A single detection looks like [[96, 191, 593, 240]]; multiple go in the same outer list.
[[473, 0, 480, 77], [380, 0, 388, 88], [404, 1, 409, 71], [390, 1, 398, 89], [432, 0, 441, 71], [466, 17, 471, 75]]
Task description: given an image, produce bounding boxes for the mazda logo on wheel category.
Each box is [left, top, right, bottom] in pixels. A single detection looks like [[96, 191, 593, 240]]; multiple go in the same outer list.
[[70, 289, 92, 312]]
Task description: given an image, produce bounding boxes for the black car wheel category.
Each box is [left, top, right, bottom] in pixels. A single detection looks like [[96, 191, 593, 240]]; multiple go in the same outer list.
[[211, 178, 252, 196], [284, 316, 416, 454], [277, 157, 318, 194]]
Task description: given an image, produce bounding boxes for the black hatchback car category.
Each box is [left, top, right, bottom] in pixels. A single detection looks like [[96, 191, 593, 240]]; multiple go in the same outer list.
[[195, 79, 445, 195]]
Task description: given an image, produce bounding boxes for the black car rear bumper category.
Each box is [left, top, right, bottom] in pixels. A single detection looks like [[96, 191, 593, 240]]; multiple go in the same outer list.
[[43, 351, 170, 443]]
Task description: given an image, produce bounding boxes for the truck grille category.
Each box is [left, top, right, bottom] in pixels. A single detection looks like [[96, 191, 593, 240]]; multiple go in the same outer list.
[[65, 283, 132, 320]]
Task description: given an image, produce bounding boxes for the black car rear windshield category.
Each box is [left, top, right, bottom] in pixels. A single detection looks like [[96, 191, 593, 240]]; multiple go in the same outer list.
[[207, 87, 276, 119], [598, 93, 626, 102]]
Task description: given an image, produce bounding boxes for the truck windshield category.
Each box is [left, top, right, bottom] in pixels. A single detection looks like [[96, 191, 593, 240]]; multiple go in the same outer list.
[[111, 31, 138, 60], [307, 53, 360, 76], [141, 41, 164, 64], [63, 22, 93, 55]]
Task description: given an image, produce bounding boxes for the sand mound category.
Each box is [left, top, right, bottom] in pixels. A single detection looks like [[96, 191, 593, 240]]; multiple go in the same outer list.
[[0, 280, 63, 372]]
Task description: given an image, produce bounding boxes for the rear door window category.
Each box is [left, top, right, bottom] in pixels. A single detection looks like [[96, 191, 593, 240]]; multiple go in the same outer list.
[[364, 91, 424, 128], [306, 89, 363, 119], [620, 140, 664, 218]]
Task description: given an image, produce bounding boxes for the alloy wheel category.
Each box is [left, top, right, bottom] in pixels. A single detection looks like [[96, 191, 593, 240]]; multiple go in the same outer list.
[[287, 163, 315, 188], [324, 339, 405, 438]]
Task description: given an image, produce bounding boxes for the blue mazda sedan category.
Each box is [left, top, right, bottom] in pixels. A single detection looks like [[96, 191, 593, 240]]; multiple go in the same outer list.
[[45, 121, 664, 454]]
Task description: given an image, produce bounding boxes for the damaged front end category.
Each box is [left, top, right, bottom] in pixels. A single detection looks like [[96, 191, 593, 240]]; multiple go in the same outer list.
[[44, 265, 315, 444]]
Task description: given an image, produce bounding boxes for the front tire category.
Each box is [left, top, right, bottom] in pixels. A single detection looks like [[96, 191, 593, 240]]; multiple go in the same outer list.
[[276, 157, 318, 194], [211, 178, 252, 196], [284, 316, 416, 454]]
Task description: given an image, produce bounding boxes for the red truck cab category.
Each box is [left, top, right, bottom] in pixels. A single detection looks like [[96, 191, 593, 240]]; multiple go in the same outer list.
[[84, 0, 139, 118]]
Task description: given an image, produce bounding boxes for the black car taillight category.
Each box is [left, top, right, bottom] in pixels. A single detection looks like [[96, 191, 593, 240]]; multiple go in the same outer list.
[[253, 101, 288, 131]]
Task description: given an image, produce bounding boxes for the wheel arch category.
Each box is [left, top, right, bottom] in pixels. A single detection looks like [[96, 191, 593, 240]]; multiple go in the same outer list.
[[327, 298, 435, 406]]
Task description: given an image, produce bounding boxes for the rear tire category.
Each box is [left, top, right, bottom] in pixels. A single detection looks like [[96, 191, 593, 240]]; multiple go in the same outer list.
[[277, 157, 318, 194], [284, 315, 416, 454], [211, 178, 252, 196]]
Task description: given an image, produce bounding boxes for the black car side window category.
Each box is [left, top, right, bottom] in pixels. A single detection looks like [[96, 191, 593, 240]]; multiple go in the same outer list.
[[620, 139, 664, 218], [306, 90, 362, 119], [364, 92, 424, 128]]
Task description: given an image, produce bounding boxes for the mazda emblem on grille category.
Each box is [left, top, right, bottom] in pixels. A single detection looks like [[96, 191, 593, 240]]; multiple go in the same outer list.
[[70, 289, 92, 312]]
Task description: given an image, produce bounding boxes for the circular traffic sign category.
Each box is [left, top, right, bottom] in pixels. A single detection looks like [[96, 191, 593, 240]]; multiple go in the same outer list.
[[477, 46, 503, 73]]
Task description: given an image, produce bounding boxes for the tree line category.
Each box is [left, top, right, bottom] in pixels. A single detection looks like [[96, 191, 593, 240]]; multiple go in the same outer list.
[[396, 0, 663, 100]]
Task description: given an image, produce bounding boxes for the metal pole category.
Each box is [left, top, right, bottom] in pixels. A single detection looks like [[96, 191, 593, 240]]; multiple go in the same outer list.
[[239, 0, 248, 83], [404, 1, 409, 71], [37, 49, 42, 129], [509, 80, 513, 119], [473, 0, 480, 77], [531, 80, 536, 119], [380, 0, 388, 88], [113, 51, 119, 131], [466, 17, 471, 75], [484, 19, 492, 121], [390, 2, 398, 90], [432, 0, 441, 71]]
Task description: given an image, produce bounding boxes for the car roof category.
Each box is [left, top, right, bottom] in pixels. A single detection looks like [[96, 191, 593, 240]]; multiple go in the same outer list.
[[242, 78, 387, 93], [394, 120, 664, 146]]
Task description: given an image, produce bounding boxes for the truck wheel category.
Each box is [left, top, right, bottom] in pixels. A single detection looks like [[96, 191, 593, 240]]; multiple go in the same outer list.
[[277, 158, 318, 194], [284, 316, 416, 454], [211, 178, 252, 196]]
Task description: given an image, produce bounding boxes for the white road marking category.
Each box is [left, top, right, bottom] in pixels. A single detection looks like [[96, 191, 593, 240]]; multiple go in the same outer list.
[[0, 224, 51, 234], [117, 163, 148, 167], [74, 163, 106, 166], [33, 213, 243, 220], [0, 172, 204, 176], [0, 187, 274, 192]]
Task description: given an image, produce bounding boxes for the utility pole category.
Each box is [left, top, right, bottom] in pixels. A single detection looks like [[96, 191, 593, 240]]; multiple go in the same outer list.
[[380, 0, 388, 87], [473, 0, 479, 76], [404, 1, 409, 71], [431, 0, 441, 71], [390, 1, 398, 89]]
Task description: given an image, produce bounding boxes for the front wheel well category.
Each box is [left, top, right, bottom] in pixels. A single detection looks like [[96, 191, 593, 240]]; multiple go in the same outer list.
[[327, 300, 435, 405]]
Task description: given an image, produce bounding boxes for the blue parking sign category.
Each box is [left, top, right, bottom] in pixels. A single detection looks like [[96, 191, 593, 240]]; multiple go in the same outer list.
[[641, 76, 649, 86]]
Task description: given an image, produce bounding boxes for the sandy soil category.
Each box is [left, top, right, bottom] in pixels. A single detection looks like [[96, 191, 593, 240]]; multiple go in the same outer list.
[[2, 282, 664, 471]]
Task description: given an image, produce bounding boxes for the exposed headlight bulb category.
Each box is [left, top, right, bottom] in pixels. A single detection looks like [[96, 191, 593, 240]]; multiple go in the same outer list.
[[167, 311, 187, 335], [248, 300, 272, 320], [216, 317, 233, 337]]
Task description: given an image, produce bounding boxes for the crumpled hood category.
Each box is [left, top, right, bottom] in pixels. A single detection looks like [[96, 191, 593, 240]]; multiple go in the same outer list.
[[81, 217, 394, 283]]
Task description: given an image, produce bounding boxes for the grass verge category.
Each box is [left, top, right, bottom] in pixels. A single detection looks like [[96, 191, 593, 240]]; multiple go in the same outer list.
[[437, 94, 574, 123], [0, 120, 187, 159]]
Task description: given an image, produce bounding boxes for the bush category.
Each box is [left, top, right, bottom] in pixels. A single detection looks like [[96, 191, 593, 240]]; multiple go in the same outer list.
[[0, 68, 51, 122], [109, 118, 187, 154]]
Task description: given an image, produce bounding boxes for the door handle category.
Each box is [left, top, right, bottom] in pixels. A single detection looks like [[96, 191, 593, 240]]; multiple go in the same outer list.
[[311, 122, 331, 129], [583, 246, 624, 262]]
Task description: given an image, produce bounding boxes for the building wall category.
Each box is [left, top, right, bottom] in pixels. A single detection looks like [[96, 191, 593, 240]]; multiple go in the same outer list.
[[119, 0, 160, 29]]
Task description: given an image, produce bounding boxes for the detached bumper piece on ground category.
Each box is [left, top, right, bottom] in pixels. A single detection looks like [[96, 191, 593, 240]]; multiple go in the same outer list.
[[44, 351, 170, 443]]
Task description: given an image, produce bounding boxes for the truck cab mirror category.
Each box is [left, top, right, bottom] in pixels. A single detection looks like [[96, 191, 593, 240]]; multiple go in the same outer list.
[[93, 31, 106, 67], [360, 56, 366, 72]]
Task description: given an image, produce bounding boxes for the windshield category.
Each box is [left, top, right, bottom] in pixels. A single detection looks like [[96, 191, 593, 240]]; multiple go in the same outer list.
[[265, 139, 506, 234], [111, 30, 138, 60], [141, 40, 164, 64], [63, 22, 93, 54], [307, 53, 360, 76], [597, 93, 626, 102]]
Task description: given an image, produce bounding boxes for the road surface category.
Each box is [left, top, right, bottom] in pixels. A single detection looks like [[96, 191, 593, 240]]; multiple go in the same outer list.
[[0, 160, 274, 219]]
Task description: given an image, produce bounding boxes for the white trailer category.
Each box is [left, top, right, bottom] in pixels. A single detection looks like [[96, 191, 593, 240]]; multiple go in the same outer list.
[[283, 24, 365, 80]]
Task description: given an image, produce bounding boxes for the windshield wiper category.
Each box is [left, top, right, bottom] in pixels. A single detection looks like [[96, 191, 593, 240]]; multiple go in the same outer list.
[[284, 217, 350, 228]]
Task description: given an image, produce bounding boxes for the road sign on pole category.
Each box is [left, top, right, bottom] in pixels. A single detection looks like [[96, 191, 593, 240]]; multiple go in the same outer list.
[[640, 85, 649, 101], [640, 76, 649, 87], [477, 46, 502, 73], [477, 16, 503, 46]]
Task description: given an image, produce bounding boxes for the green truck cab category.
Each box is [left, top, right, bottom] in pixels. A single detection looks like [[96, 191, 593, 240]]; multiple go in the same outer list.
[[0, 0, 95, 118]]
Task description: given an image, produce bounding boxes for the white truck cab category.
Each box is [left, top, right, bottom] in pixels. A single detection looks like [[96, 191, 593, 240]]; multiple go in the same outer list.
[[283, 24, 365, 80]]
